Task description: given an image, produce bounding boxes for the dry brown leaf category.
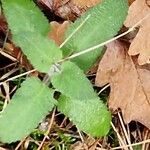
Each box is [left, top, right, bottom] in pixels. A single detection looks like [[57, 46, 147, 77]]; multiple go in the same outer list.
[[37, 0, 101, 20], [124, 0, 150, 65], [48, 21, 70, 46], [95, 40, 150, 128], [71, 0, 101, 7], [128, 0, 135, 5]]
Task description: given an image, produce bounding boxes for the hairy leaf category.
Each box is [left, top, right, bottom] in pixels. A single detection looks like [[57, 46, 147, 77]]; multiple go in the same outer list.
[[2, 0, 49, 35], [62, 0, 128, 71], [0, 77, 56, 143], [51, 61, 111, 137], [13, 32, 62, 73], [2, 0, 62, 73]]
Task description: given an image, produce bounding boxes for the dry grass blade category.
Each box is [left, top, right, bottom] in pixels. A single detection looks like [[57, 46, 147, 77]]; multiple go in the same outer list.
[[111, 122, 129, 150], [118, 112, 133, 150], [0, 69, 36, 86], [37, 108, 56, 150], [112, 139, 150, 150]]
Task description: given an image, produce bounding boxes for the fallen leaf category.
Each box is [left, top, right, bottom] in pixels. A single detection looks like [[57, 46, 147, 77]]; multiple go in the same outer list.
[[95, 40, 150, 128], [71, 0, 101, 7], [48, 21, 70, 46], [37, 0, 101, 20], [124, 0, 150, 65]]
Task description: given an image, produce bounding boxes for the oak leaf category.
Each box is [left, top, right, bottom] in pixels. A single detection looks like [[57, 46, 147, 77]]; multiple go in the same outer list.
[[95, 41, 150, 128], [124, 0, 150, 65]]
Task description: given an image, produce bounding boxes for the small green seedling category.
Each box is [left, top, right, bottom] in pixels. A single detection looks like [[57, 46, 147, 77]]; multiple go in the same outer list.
[[0, 0, 128, 143]]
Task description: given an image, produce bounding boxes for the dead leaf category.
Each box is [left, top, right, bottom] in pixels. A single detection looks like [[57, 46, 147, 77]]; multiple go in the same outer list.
[[71, 0, 101, 7], [124, 0, 150, 65], [48, 21, 70, 46], [37, 0, 101, 20], [95, 40, 150, 129]]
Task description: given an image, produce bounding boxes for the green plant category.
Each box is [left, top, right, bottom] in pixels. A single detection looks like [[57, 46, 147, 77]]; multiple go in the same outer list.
[[0, 0, 128, 143]]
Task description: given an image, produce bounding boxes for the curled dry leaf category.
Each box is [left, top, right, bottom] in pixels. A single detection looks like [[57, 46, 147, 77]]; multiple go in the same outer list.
[[124, 0, 150, 65], [48, 21, 70, 46], [95, 40, 150, 128]]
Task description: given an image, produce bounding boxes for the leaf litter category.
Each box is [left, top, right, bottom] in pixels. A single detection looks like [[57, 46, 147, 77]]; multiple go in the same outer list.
[[95, 40, 150, 129]]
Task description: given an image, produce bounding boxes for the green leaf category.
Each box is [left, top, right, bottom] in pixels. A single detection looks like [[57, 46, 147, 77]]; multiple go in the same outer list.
[[0, 77, 56, 143], [51, 61, 111, 137], [2, 0, 49, 35], [13, 32, 62, 73], [62, 0, 128, 71], [58, 95, 110, 137], [2, 0, 62, 73]]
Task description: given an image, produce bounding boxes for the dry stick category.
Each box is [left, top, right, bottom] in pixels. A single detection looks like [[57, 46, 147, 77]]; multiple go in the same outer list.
[[60, 13, 150, 62], [112, 139, 150, 150], [111, 122, 129, 150], [0, 69, 36, 86], [37, 108, 56, 150]]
